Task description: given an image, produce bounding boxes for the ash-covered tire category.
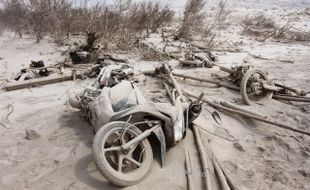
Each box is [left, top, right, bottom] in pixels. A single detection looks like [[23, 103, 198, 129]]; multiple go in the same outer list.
[[240, 69, 272, 106], [92, 121, 153, 187]]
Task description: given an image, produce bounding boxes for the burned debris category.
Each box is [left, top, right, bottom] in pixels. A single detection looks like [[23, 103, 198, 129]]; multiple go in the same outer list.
[[69, 31, 105, 64], [15, 60, 51, 81]]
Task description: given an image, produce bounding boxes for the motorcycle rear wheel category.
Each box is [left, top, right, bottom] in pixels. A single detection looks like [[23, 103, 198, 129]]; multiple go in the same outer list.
[[240, 69, 272, 105], [92, 121, 153, 187]]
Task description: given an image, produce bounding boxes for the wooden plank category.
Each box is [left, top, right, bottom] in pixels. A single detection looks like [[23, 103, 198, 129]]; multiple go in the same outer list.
[[5, 74, 73, 91]]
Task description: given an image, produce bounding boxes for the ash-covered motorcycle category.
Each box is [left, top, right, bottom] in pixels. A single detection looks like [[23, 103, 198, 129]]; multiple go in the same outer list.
[[69, 65, 204, 186]]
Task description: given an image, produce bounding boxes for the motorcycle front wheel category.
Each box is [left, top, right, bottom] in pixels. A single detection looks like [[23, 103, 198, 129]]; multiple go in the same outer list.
[[92, 121, 153, 187]]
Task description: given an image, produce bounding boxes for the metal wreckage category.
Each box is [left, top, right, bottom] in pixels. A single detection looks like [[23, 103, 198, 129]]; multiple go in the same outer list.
[[5, 40, 310, 188], [68, 60, 205, 186], [65, 46, 310, 187]]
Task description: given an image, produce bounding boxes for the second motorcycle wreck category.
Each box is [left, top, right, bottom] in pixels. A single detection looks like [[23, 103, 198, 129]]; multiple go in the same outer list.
[[66, 52, 310, 188]]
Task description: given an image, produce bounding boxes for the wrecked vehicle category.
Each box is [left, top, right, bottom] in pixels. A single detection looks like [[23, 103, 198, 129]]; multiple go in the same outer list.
[[178, 52, 309, 105], [69, 65, 204, 186]]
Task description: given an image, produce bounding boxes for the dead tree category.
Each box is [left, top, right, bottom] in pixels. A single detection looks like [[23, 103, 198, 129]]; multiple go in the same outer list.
[[82, 30, 104, 51], [178, 0, 207, 38], [2, 0, 29, 38]]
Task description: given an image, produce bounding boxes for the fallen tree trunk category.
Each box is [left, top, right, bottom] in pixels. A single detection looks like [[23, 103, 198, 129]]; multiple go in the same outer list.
[[5, 73, 78, 91]]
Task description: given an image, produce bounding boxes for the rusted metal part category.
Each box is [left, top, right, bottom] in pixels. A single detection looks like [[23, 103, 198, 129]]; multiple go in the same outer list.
[[192, 125, 212, 190]]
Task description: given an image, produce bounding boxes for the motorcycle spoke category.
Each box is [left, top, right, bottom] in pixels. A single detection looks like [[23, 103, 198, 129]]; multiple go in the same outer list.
[[125, 156, 142, 167], [128, 142, 139, 155], [103, 146, 121, 153], [112, 130, 121, 136], [118, 154, 124, 172]]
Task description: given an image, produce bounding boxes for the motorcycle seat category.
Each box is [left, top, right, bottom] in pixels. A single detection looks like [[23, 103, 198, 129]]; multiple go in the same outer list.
[[109, 81, 147, 112]]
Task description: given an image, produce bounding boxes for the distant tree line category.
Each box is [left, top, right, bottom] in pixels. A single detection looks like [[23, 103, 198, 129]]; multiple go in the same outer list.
[[0, 0, 229, 49]]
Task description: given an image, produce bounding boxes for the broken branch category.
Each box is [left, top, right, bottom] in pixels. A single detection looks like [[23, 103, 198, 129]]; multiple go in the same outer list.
[[163, 64, 186, 102], [185, 91, 310, 136], [173, 72, 240, 91], [212, 158, 230, 190]]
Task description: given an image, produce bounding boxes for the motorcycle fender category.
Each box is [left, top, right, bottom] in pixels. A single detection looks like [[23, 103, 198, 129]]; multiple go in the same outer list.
[[152, 126, 166, 168]]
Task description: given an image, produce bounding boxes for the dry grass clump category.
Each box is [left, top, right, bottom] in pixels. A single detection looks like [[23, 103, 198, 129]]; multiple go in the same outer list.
[[130, 1, 174, 38], [178, 0, 230, 48], [1, 0, 29, 38], [177, 0, 207, 38], [0, 0, 235, 52], [0, 0, 174, 49], [241, 13, 310, 42], [139, 48, 168, 61], [104, 1, 174, 50], [241, 14, 275, 35]]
